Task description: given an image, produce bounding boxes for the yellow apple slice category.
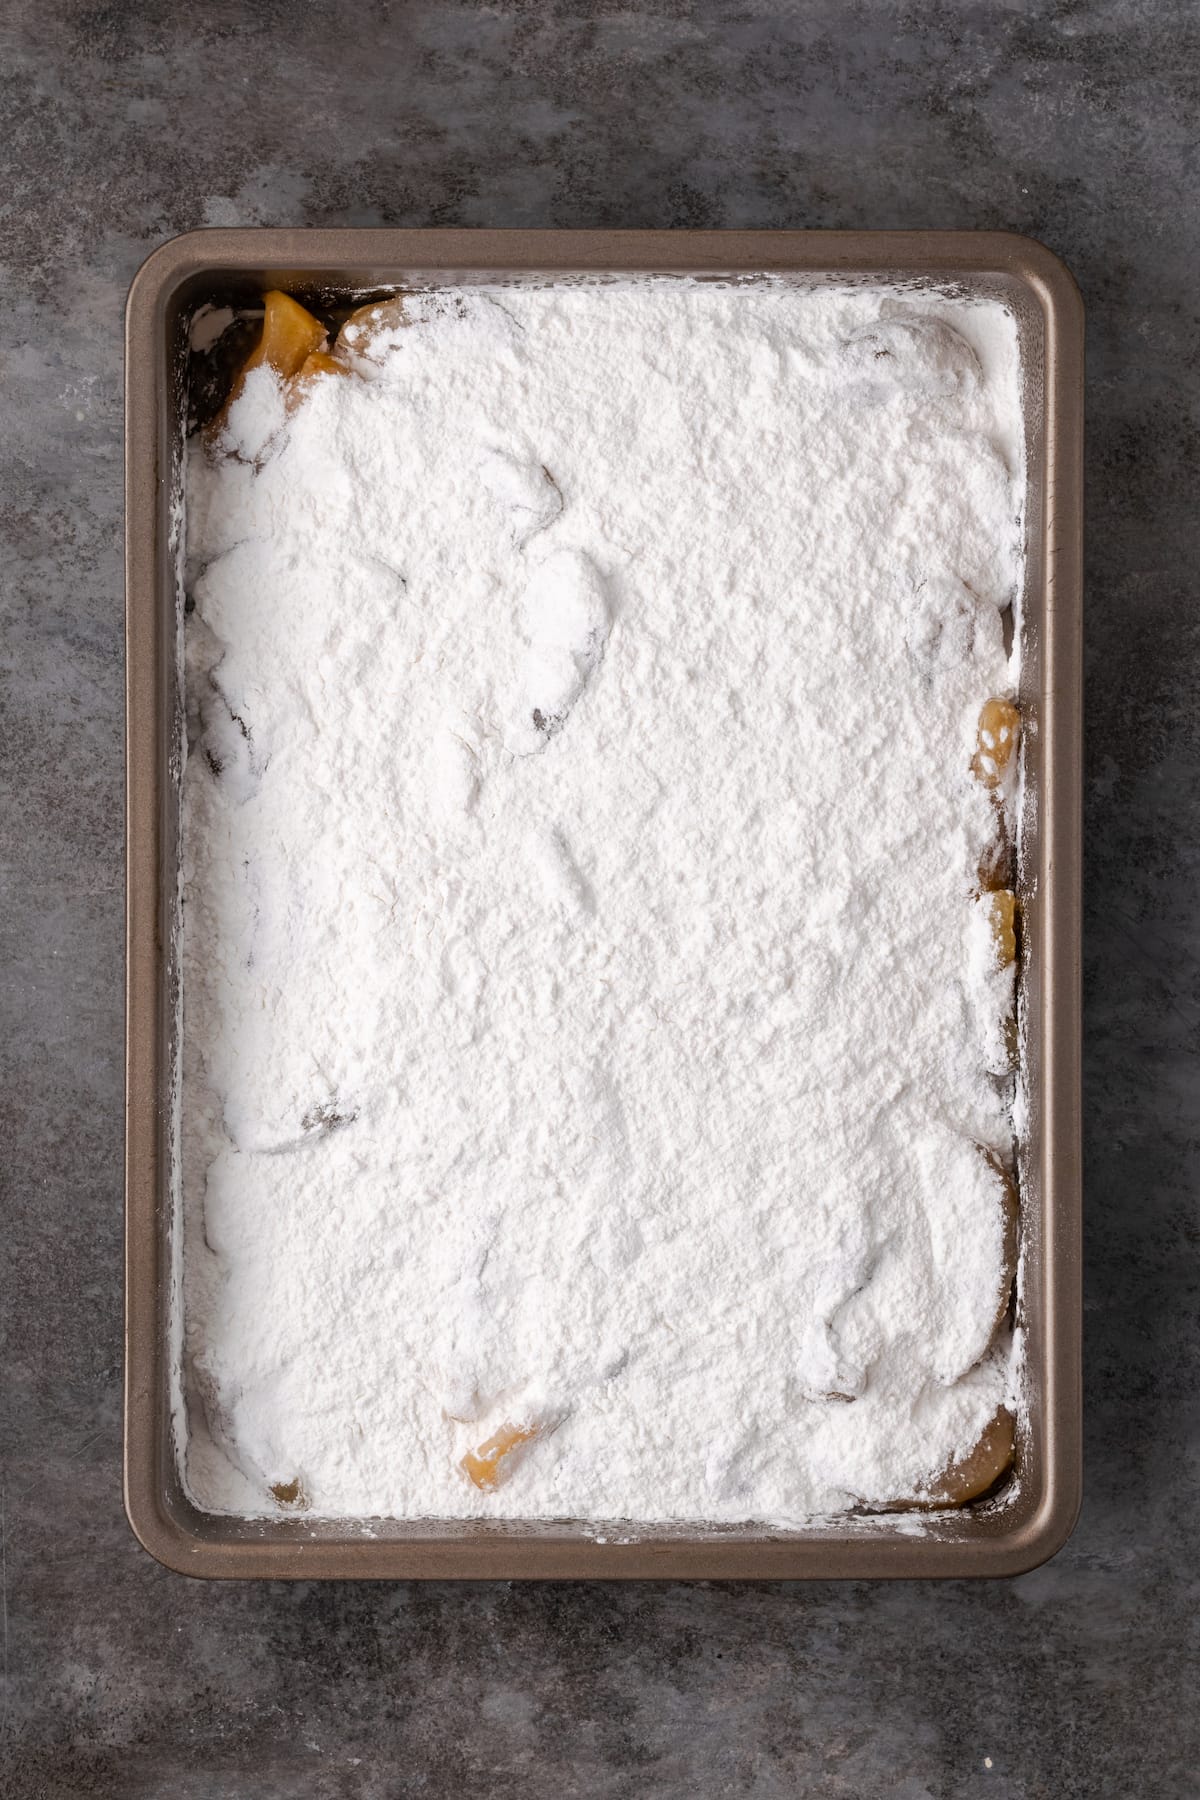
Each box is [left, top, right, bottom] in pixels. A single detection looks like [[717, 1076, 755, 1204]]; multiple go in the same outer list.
[[971, 697, 1021, 789], [208, 291, 328, 443], [285, 350, 353, 413], [460, 1420, 543, 1491]]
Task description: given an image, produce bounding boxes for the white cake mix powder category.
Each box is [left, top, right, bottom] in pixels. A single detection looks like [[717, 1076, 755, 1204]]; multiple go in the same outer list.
[[179, 280, 1025, 1523]]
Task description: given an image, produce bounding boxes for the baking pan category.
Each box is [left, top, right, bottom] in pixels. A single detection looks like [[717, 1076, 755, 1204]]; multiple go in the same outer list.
[[125, 229, 1082, 1579]]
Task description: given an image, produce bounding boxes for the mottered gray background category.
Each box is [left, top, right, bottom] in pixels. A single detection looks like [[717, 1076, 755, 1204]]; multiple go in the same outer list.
[[2, 2, 1197, 1795]]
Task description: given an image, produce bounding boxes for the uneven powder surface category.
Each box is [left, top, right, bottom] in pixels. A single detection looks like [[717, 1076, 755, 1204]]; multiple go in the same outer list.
[[180, 282, 1024, 1523]]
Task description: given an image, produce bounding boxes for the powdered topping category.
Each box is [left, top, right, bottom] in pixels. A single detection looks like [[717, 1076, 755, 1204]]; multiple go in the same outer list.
[[180, 280, 1024, 1523]]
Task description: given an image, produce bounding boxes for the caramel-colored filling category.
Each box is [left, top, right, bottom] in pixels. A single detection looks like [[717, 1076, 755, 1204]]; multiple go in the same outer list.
[[971, 697, 1020, 789], [984, 888, 1018, 969], [460, 1420, 543, 1491], [976, 808, 1014, 891]]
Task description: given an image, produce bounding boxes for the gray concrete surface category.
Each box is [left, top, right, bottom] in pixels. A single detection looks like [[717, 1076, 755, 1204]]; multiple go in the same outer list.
[[2, 2, 1197, 1795]]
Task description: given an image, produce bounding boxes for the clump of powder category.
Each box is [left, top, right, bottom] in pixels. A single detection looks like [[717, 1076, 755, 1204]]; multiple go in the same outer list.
[[180, 280, 1024, 1523]]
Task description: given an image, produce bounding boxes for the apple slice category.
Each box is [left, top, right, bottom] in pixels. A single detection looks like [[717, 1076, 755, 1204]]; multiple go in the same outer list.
[[972, 697, 1021, 789], [983, 888, 1018, 969], [244, 290, 327, 381], [285, 350, 353, 413], [207, 291, 328, 445], [460, 1420, 543, 1491], [335, 295, 409, 360], [921, 1406, 1015, 1507]]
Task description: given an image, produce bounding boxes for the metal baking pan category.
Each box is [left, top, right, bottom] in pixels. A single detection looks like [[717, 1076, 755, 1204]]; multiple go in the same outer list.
[[125, 229, 1082, 1578]]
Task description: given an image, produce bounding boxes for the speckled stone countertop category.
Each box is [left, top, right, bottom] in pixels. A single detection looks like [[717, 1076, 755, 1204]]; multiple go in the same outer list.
[[3, 3, 1197, 1796]]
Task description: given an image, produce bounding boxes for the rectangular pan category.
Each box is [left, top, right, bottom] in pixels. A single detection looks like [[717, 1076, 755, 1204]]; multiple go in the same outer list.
[[126, 229, 1082, 1578]]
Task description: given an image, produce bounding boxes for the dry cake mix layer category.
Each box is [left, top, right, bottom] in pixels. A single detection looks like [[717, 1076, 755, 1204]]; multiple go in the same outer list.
[[179, 281, 1025, 1523]]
